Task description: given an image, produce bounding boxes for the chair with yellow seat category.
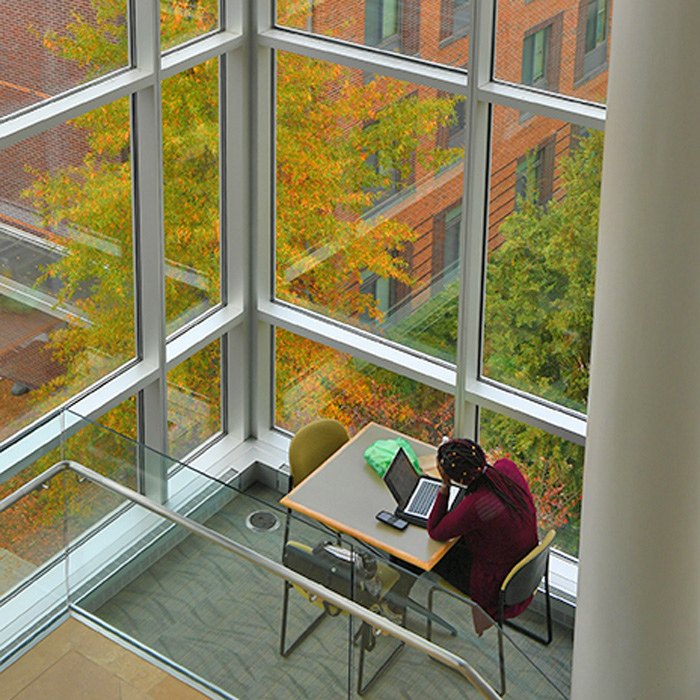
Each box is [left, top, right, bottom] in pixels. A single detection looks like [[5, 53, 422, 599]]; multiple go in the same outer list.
[[288, 418, 350, 488], [427, 529, 556, 696], [281, 417, 350, 548], [280, 540, 404, 696]]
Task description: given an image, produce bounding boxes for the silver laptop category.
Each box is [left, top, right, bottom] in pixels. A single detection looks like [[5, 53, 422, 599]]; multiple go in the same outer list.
[[383, 447, 462, 527]]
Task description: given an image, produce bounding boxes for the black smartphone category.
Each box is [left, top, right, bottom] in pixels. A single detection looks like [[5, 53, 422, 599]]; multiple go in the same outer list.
[[376, 510, 409, 530]]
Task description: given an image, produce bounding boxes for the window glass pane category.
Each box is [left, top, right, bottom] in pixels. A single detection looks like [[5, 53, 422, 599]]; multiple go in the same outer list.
[[275, 328, 454, 444], [276, 53, 465, 363], [494, 0, 611, 102], [1, 1, 129, 119], [162, 58, 220, 334], [161, 0, 218, 52], [167, 340, 221, 460], [480, 408, 583, 557], [276, 0, 469, 69], [484, 107, 601, 414], [0, 99, 134, 443]]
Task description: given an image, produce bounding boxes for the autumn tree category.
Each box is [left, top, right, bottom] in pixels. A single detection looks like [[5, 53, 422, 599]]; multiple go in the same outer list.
[[23, 0, 461, 448]]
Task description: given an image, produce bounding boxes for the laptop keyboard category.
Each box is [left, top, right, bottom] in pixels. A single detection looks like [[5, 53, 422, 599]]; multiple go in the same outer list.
[[410, 481, 441, 515]]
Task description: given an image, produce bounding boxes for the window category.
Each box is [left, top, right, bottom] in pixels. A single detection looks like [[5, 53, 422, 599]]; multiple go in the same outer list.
[[518, 14, 563, 102], [360, 269, 394, 320], [440, 0, 470, 44], [577, 0, 609, 81], [432, 202, 461, 292], [515, 139, 555, 208], [448, 97, 466, 149], [0, 0, 608, 568], [443, 203, 461, 281], [365, 145, 406, 209], [366, 0, 401, 50], [515, 149, 541, 205], [522, 26, 550, 89]]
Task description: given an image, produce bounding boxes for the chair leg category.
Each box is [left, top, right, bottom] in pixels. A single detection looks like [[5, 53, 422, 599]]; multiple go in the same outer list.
[[497, 622, 506, 697], [426, 585, 463, 641], [408, 593, 457, 639], [357, 620, 406, 696], [502, 572, 553, 645], [280, 579, 328, 658]]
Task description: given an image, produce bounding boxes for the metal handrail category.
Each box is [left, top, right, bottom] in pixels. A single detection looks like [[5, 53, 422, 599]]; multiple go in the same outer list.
[[1, 460, 501, 700]]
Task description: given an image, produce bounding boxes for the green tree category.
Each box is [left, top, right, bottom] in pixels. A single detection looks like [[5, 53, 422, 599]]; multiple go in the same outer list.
[[483, 130, 603, 413], [480, 130, 603, 550]]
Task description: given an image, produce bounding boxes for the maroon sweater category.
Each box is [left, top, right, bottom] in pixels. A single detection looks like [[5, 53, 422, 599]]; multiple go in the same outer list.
[[427, 458, 538, 620]]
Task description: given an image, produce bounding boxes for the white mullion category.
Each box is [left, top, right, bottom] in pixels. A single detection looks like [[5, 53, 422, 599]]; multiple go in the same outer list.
[[132, 0, 168, 501], [161, 31, 244, 79], [258, 300, 457, 395], [454, 0, 496, 438], [480, 80, 606, 132], [0, 70, 152, 151], [466, 379, 587, 445], [259, 27, 467, 95], [220, 0, 252, 443], [253, 0, 276, 437], [165, 305, 245, 370]]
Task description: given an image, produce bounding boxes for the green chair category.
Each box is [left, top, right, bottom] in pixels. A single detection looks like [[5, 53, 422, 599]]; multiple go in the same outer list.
[[282, 418, 350, 544], [427, 529, 556, 696], [288, 418, 350, 488], [280, 540, 404, 696]]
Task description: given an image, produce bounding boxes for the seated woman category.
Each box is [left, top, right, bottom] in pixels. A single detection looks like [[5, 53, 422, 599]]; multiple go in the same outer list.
[[428, 438, 538, 635]]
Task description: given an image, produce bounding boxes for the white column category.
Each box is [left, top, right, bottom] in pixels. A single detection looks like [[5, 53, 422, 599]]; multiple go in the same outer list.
[[571, 1, 700, 698]]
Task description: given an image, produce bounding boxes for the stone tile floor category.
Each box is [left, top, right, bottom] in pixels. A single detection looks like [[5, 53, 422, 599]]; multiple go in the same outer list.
[[0, 618, 214, 700]]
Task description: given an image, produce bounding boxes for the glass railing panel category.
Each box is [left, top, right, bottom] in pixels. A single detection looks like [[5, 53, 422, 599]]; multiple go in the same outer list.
[[54, 411, 570, 697], [63, 408, 139, 490], [417, 577, 570, 698], [63, 472, 134, 610], [69, 498, 356, 700], [0, 468, 69, 663], [171, 465, 341, 569]]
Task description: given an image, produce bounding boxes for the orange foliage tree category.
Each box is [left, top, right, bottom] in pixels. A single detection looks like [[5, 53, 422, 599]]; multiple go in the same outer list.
[[22, 0, 460, 450]]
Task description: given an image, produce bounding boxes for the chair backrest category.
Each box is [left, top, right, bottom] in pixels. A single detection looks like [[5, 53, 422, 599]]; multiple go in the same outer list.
[[500, 529, 556, 607], [288, 419, 349, 487]]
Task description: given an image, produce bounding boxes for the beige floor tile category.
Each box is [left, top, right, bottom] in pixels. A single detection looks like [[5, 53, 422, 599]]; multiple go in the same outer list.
[[147, 675, 213, 700], [104, 647, 168, 692], [13, 650, 121, 700], [117, 680, 154, 700], [0, 623, 73, 700], [69, 624, 166, 691], [0, 620, 211, 700]]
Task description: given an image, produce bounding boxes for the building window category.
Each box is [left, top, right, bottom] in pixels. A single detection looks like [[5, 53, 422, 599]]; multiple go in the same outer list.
[[360, 269, 393, 320], [440, 0, 470, 44], [431, 201, 462, 293], [520, 14, 563, 99], [436, 93, 466, 151], [363, 112, 416, 211], [515, 138, 555, 208], [522, 26, 550, 89], [366, 0, 401, 50], [575, 0, 609, 83], [443, 203, 461, 284], [448, 97, 466, 148]]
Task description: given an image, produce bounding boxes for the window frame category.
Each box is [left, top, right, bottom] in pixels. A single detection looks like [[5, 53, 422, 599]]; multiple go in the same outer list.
[[0, 0, 608, 586]]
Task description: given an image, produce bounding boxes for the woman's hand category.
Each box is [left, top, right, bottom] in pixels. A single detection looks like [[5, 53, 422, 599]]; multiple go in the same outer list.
[[437, 460, 451, 495]]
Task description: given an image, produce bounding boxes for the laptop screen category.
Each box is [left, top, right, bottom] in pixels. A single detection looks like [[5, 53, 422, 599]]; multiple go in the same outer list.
[[383, 448, 419, 509]]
